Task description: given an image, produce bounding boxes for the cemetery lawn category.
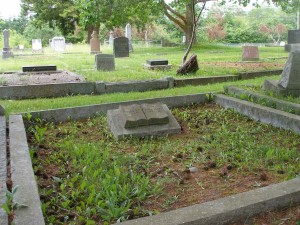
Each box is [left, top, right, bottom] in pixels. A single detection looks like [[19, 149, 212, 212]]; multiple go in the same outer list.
[[26, 103, 300, 225], [0, 44, 287, 82]]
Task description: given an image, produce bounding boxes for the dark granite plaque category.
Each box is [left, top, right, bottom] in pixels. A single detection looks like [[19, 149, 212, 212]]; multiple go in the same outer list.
[[113, 37, 129, 58], [22, 65, 57, 72], [146, 60, 168, 66]]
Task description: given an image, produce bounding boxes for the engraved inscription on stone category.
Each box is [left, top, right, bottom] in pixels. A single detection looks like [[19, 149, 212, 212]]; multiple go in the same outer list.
[[119, 103, 169, 129], [141, 103, 169, 125]]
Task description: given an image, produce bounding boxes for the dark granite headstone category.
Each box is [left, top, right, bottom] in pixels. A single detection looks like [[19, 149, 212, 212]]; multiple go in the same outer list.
[[95, 54, 115, 71], [146, 60, 168, 66], [113, 37, 129, 58], [288, 30, 300, 44], [22, 65, 57, 72]]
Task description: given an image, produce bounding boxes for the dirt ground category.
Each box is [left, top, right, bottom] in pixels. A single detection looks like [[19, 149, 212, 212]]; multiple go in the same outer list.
[[0, 70, 85, 86]]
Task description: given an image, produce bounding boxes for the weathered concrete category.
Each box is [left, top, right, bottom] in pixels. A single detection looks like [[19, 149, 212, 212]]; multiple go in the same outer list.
[[262, 79, 300, 97], [107, 103, 181, 140], [9, 115, 45, 225], [215, 94, 300, 134], [117, 178, 300, 225], [0, 116, 7, 225], [238, 69, 282, 80], [175, 75, 238, 87], [0, 82, 95, 99], [225, 85, 300, 115], [105, 79, 169, 93], [26, 93, 210, 122]]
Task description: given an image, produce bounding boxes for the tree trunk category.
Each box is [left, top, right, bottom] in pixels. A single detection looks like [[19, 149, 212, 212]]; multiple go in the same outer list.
[[184, 3, 196, 44]]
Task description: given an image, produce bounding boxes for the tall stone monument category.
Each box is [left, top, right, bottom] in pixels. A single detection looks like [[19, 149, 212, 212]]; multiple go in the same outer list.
[[90, 30, 101, 54], [125, 23, 133, 51], [285, 30, 300, 52], [263, 44, 300, 96], [2, 29, 13, 59]]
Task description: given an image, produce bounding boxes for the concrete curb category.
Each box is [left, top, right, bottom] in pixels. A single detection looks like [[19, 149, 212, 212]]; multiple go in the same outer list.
[[215, 94, 300, 135], [116, 178, 300, 225], [0, 70, 281, 100], [0, 116, 7, 225], [225, 85, 300, 115], [9, 115, 45, 225], [26, 93, 210, 122]]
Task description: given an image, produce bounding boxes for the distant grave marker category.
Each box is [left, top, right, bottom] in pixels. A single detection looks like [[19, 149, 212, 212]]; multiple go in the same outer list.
[[95, 54, 115, 71], [2, 29, 13, 59], [144, 59, 172, 70], [90, 31, 101, 54], [113, 37, 129, 58], [51, 37, 65, 52], [22, 65, 57, 72], [109, 31, 114, 48], [32, 39, 42, 52], [107, 102, 181, 140], [242, 46, 259, 61], [125, 23, 133, 51]]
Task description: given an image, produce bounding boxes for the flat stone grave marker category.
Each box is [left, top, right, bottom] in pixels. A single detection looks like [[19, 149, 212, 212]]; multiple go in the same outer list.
[[22, 65, 57, 72], [144, 59, 172, 70], [107, 102, 181, 140], [113, 37, 129, 58], [242, 46, 259, 61], [95, 54, 115, 71]]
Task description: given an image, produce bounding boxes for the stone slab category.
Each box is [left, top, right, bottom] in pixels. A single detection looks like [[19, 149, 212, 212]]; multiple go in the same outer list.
[[113, 37, 129, 58], [22, 65, 57, 72], [27, 93, 210, 122], [215, 94, 300, 134], [116, 178, 300, 225], [225, 85, 300, 115], [107, 104, 181, 140], [144, 64, 172, 71], [9, 115, 45, 225], [105, 79, 169, 93], [146, 60, 168, 66], [95, 54, 115, 71], [0, 116, 7, 225], [238, 70, 282, 80], [242, 46, 259, 61], [263, 79, 300, 97], [175, 75, 238, 87], [0, 82, 95, 99]]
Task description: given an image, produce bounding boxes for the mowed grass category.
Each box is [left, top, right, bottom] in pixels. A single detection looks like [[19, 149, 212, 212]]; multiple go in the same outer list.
[[0, 44, 287, 82]]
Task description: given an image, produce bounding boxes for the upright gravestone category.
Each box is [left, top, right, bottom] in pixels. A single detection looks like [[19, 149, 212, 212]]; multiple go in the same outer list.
[[95, 54, 115, 71], [90, 31, 101, 54], [109, 31, 114, 48], [107, 102, 181, 140], [125, 23, 133, 51], [113, 37, 129, 58], [242, 46, 259, 61], [51, 37, 65, 52], [2, 29, 13, 59], [285, 30, 300, 52], [263, 44, 300, 96], [32, 39, 42, 52]]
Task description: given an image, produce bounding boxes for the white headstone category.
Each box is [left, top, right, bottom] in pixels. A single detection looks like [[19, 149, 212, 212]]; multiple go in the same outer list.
[[52, 37, 65, 52], [3, 29, 10, 48], [125, 23, 133, 51], [32, 39, 42, 51], [182, 36, 186, 44], [109, 31, 114, 48]]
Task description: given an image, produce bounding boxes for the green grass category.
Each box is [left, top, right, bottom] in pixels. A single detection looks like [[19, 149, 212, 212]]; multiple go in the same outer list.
[[0, 44, 287, 83], [0, 75, 280, 116]]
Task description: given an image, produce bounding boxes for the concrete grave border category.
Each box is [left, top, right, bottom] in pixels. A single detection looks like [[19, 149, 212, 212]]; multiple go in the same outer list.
[[0, 69, 282, 100], [2, 90, 300, 224]]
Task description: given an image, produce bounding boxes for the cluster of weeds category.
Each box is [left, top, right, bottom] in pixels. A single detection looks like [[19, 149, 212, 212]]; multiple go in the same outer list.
[[27, 104, 300, 224]]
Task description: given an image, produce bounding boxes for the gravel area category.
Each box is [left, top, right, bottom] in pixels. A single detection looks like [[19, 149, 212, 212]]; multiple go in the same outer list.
[[0, 71, 85, 86]]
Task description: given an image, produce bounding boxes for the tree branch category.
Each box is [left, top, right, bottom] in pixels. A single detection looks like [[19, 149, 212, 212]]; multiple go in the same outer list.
[[163, 6, 186, 31], [162, 0, 186, 23]]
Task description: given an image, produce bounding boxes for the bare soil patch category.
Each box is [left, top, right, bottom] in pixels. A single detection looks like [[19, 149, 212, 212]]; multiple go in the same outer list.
[[0, 71, 85, 86]]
